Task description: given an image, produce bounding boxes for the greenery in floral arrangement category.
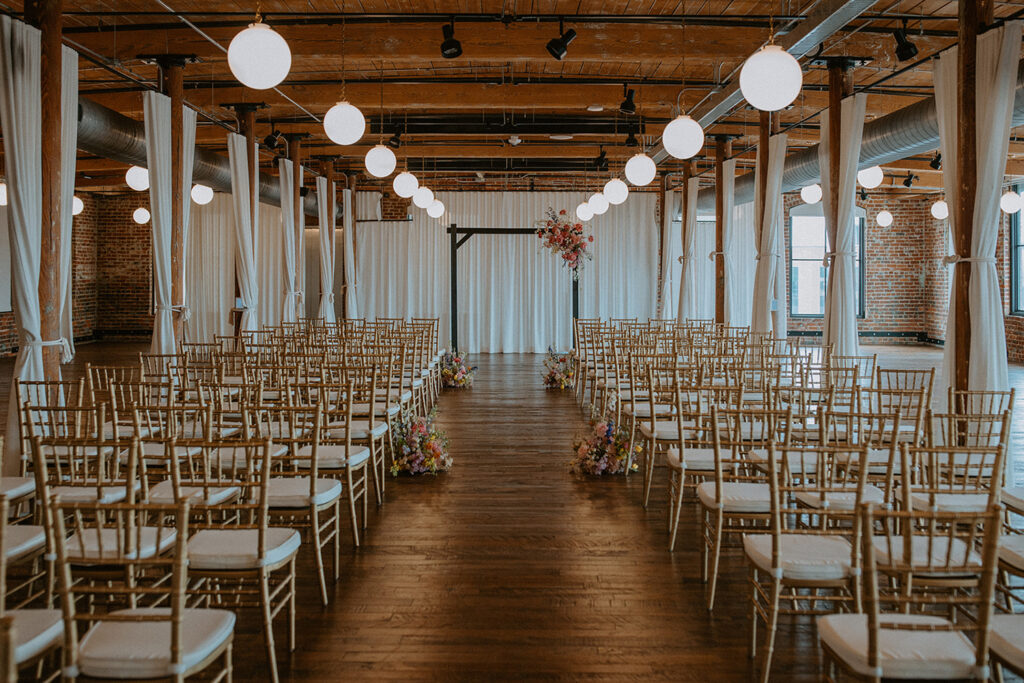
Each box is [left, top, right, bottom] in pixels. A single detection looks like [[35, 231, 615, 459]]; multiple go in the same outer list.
[[569, 419, 640, 476], [542, 346, 575, 390], [534, 207, 594, 280], [390, 409, 452, 476], [440, 350, 477, 388]]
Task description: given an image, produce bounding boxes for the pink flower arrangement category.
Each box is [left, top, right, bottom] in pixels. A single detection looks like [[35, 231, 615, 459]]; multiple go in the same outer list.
[[542, 346, 575, 390], [535, 207, 593, 279], [390, 411, 452, 476], [440, 350, 477, 388], [569, 419, 640, 476]]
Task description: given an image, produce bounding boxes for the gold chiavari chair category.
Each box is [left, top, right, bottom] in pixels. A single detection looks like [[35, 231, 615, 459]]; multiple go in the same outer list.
[[948, 388, 1015, 416], [875, 366, 935, 410]]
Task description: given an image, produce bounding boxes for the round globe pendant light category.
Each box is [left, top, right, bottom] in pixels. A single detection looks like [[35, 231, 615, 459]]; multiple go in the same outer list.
[[1000, 190, 1022, 214], [190, 184, 214, 205], [576, 202, 594, 221], [875, 210, 894, 227], [72, 196, 84, 216], [739, 44, 802, 112], [662, 114, 704, 160], [603, 178, 629, 205], [125, 165, 149, 191], [588, 192, 610, 215], [132, 207, 151, 224], [930, 200, 949, 220], [323, 101, 366, 145], [365, 145, 397, 178], [227, 21, 291, 90], [413, 186, 434, 209], [800, 183, 822, 204], [393, 172, 419, 198], [857, 165, 884, 189], [427, 199, 445, 218], [624, 153, 657, 187]]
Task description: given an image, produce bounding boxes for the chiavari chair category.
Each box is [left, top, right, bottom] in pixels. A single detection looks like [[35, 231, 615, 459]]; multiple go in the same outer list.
[[875, 366, 936, 410]]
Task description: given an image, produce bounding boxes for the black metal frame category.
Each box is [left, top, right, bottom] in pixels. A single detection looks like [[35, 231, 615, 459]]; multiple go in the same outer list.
[[447, 224, 579, 351]]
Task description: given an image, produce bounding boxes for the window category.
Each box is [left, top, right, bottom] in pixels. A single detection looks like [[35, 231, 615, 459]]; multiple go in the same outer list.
[[1012, 187, 1024, 314], [788, 203, 866, 317]]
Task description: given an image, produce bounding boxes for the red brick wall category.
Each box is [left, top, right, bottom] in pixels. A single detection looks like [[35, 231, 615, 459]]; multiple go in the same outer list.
[[95, 194, 153, 339]]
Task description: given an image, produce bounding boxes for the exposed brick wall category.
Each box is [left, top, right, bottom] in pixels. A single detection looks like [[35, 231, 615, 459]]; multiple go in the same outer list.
[[95, 193, 153, 339]]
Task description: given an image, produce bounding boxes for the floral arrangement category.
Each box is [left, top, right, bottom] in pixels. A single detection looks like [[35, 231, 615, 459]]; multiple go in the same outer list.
[[535, 207, 594, 279], [569, 419, 639, 476], [390, 410, 452, 476], [439, 350, 477, 388], [542, 347, 575, 390]]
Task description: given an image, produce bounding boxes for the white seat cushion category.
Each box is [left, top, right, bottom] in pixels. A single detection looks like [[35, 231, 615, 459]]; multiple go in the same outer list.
[[296, 444, 371, 469], [352, 402, 401, 418], [746, 449, 818, 474], [696, 482, 770, 513], [65, 527, 177, 562], [10, 609, 62, 664], [267, 477, 342, 508], [102, 423, 153, 441], [4, 525, 45, 561], [51, 484, 133, 505], [666, 447, 716, 472], [743, 534, 853, 581], [0, 477, 35, 500], [794, 484, 886, 511], [327, 420, 389, 440], [1003, 486, 1024, 514], [399, 390, 413, 403], [990, 614, 1024, 673], [905, 491, 990, 513], [148, 480, 240, 506], [872, 536, 982, 573], [78, 607, 234, 679], [188, 528, 301, 570], [817, 613, 976, 679], [623, 403, 674, 418], [140, 442, 203, 460], [639, 420, 688, 441], [999, 534, 1024, 572]]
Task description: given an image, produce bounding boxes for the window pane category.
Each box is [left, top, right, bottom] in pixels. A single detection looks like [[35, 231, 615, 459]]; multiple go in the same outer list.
[[792, 216, 826, 260], [791, 261, 826, 315]]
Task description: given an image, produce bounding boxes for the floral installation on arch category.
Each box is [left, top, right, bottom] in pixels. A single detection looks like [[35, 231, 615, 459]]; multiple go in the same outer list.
[[439, 350, 477, 388], [390, 410, 452, 476], [534, 207, 594, 280], [569, 418, 640, 476], [542, 346, 575, 390]]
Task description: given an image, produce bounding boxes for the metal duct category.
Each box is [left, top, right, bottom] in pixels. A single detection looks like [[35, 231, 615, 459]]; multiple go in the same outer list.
[[76, 98, 327, 219], [695, 60, 1024, 212]]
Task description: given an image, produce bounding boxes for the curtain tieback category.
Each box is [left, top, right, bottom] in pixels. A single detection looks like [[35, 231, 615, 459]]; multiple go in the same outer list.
[[157, 304, 192, 322], [324, 292, 335, 303], [25, 337, 72, 363], [821, 250, 855, 267], [943, 254, 996, 265], [708, 250, 725, 262]]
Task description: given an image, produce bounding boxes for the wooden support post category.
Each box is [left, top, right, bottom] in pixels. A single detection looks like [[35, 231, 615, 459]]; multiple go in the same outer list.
[[714, 136, 731, 325], [26, 0, 63, 384], [449, 224, 459, 351], [157, 58, 188, 344], [757, 111, 770, 224]]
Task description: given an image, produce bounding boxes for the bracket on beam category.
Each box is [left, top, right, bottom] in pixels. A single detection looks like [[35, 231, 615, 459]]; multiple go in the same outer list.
[[137, 54, 200, 68], [808, 55, 873, 69], [221, 102, 268, 113]]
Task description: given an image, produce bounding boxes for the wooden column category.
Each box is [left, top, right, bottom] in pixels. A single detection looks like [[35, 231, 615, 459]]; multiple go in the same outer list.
[[757, 112, 770, 224], [714, 136, 731, 324], [26, 0, 63, 383]]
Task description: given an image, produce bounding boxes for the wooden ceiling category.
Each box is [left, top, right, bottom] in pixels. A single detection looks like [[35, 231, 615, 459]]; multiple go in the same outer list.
[[8, 0, 1024, 192]]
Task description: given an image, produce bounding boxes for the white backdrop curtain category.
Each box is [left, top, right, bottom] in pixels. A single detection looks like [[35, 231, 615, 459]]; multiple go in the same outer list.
[[751, 133, 789, 336], [720, 159, 740, 324], [227, 133, 259, 331], [143, 91, 175, 354], [678, 177, 702, 321], [938, 22, 1020, 392], [258, 203, 285, 329], [178, 105, 196, 338], [185, 192, 235, 342], [316, 177, 337, 321], [59, 46, 77, 360], [278, 158, 299, 324], [820, 93, 867, 357], [728, 200, 756, 328], [658, 190, 681, 318], [772, 204, 789, 340], [342, 188, 358, 319]]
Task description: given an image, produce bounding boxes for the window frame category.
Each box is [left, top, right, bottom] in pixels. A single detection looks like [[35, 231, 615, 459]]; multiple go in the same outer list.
[[787, 202, 867, 319], [1011, 184, 1024, 314]]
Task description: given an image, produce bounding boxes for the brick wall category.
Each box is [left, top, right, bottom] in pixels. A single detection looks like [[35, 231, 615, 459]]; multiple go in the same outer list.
[[95, 194, 153, 339]]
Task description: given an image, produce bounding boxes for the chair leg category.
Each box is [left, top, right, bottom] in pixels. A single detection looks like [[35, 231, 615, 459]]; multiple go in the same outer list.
[[225, 641, 233, 683], [288, 558, 297, 652], [642, 442, 656, 508], [311, 507, 329, 606], [333, 499, 341, 582], [348, 485, 361, 547], [259, 570, 280, 683], [758, 578, 782, 683], [668, 470, 685, 552], [707, 510, 724, 612]]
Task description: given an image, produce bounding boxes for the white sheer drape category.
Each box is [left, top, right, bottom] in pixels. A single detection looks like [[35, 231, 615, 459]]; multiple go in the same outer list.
[[227, 133, 259, 331], [278, 158, 299, 324], [678, 178, 702, 321], [342, 188, 358, 319], [820, 93, 867, 357], [185, 192, 235, 342], [316, 177, 337, 321], [178, 106, 196, 336], [59, 46, 77, 361], [658, 190, 681, 318], [751, 133, 789, 336], [938, 22, 1020, 392], [772, 204, 789, 340], [296, 166, 305, 319], [258, 203, 284, 329], [144, 91, 175, 354], [728, 200, 756, 328], [720, 159, 741, 324]]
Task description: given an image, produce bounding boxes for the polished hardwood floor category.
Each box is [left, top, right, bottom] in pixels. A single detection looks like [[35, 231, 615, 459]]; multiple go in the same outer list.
[[1, 343, 1021, 681]]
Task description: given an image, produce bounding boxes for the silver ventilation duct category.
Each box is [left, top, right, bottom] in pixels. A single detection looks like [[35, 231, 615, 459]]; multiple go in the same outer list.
[[695, 60, 1024, 212]]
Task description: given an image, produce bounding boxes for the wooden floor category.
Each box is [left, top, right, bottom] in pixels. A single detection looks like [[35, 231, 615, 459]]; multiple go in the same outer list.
[[1, 344, 1022, 681]]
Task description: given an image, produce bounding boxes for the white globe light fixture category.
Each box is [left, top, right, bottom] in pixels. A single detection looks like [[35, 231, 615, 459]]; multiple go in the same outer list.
[[930, 200, 949, 220], [739, 44, 803, 112], [624, 153, 657, 187], [0, 183, 7, 206], [323, 101, 365, 145], [393, 172, 419, 198], [227, 21, 291, 90], [132, 207, 151, 225], [603, 178, 629, 205], [190, 184, 214, 205], [588, 192, 610, 215], [876, 210, 894, 228], [800, 183, 822, 205], [1000, 190, 1022, 214], [662, 114, 704, 160], [857, 165, 884, 189], [413, 186, 434, 209], [427, 199, 445, 219], [576, 202, 594, 221], [364, 144, 397, 178], [72, 196, 84, 216], [125, 165, 149, 191]]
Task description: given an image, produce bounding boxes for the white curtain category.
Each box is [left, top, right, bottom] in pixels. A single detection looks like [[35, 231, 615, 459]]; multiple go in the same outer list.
[[257, 203, 285, 329], [227, 133, 259, 331], [316, 177, 337, 321], [772, 204, 789, 340], [185, 192, 235, 342], [59, 46, 77, 361], [728, 199, 756, 328], [658, 190, 681, 318], [751, 133, 789, 336], [342, 188, 359, 319], [820, 93, 867, 357], [678, 177, 702, 321], [278, 158, 299, 324], [144, 91, 175, 354], [937, 22, 1020, 392], [720, 159, 740, 324], [178, 105, 197, 338]]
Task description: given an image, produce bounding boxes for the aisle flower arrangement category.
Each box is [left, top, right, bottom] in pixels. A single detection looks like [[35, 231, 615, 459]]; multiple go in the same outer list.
[[439, 350, 477, 388], [542, 347, 575, 390], [390, 410, 452, 476], [569, 419, 639, 476], [534, 207, 594, 279]]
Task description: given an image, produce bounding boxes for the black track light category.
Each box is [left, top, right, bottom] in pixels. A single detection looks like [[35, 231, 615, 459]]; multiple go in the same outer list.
[[902, 172, 917, 188], [893, 21, 918, 62], [387, 131, 402, 149], [619, 87, 637, 115], [546, 21, 576, 61], [263, 129, 282, 150], [440, 19, 462, 59], [595, 147, 608, 172], [929, 153, 942, 170], [624, 131, 639, 147], [299, 186, 310, 197], [859, 188, 868, 202]]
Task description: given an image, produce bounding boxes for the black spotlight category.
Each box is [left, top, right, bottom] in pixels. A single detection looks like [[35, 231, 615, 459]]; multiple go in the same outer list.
[[929, 153, 942, 170], [624, 131, 639, 147], [859, 188, 868, 202], [619, 87, 637, 115], [440, 19, 462, 59], [902, 172, 916, 188], [387, 131, 402, 149], [263, 129, 282, 150], [546, 22, 577, 60], [893, 21, 918, 62], [595, 147, 608, 172]]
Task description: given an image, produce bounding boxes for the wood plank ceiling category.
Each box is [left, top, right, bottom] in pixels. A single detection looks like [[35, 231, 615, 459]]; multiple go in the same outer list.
[[6, 0, 1024, 193]]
